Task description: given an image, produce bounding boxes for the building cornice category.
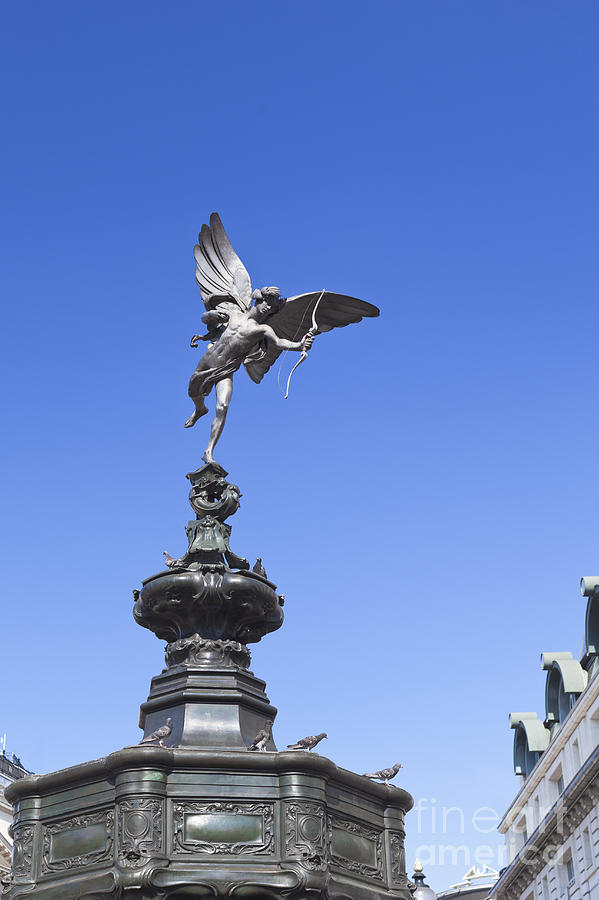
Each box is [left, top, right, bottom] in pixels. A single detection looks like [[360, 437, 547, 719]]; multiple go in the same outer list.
[[499, 669, 599, 832], [493, 743, 599, 900]]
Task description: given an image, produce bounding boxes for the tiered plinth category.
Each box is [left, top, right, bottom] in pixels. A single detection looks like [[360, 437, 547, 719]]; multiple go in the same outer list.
[[139, 652, 277, 750], [5, 747, 413, 900], [131, 463, 284, 751], [3, 463, 415, 900]]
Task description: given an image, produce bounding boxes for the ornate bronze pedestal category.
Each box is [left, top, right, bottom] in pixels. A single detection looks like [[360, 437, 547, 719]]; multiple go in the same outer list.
[[4, 465, 412, 899]]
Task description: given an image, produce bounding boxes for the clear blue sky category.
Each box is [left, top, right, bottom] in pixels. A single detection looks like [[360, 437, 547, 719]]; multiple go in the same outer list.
[[2, 0, 598, 889]]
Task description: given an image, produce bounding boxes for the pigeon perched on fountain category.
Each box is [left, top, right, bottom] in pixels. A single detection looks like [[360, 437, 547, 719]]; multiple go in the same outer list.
[[248, 720, 273, 752], [140, 718, 173, 747], [362, 763, 402, 784], [252, 557, 267, 578], [287, 732, 327, 751], [163, 550, 182, 569]]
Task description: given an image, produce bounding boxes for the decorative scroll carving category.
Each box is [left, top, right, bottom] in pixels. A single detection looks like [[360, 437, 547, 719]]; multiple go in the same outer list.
[[328, 815, 384, 881], [133, 462, 285, 648], [134, 566, 283, 646], [389, 831, 407, 885], [42, 810, 114, 873], [12, 825, 33, 878], [284, 802, 326, 870], [118, 798, 163, 867], [161, 463, 248, 570], [173, 802, 274, 856], [187, 464, 242, 523], [165, 635, 251, 669]]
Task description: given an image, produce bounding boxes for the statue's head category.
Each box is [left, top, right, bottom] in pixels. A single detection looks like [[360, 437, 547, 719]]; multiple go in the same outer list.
[[251, 286, 285, 320]]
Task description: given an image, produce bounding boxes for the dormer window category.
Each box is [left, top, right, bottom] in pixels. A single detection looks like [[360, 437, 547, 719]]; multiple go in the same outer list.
[[581, 577, 599, 673], [541, 653, 586, 729], [509, 713, 550, 778]]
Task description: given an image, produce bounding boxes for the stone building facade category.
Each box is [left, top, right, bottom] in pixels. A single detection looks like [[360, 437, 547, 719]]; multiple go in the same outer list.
[[492, 577, 599, 900], [0, 753, 29, 875]]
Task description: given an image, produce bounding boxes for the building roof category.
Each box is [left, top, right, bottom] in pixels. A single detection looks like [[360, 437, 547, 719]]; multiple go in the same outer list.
[[0, 752, 30, 783], [438, 865, 499, 900]]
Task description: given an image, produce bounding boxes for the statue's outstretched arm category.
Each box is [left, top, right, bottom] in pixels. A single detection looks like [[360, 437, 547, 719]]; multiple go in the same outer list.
[[260, 325, 309, 352]]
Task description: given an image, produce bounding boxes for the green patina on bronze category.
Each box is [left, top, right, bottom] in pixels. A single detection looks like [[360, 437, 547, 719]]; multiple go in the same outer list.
[[6, 746, 412, 899], [4, 463, 413, 900], [2, 226, 412, 898]]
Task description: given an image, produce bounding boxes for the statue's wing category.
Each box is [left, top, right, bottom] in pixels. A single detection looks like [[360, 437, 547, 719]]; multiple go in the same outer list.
[[193, 213, 253, 311], [243, 291, 379, 384]]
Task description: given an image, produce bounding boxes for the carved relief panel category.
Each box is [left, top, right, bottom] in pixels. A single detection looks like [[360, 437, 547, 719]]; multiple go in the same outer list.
[[389, 831, 408, 886], [11, 825, 34, 880], [41, 810, 114, 874], [284, 801, 327, 870], [173, 801, 275, 856], [118, 798, 163, 867], [328, 814, 384, 882]]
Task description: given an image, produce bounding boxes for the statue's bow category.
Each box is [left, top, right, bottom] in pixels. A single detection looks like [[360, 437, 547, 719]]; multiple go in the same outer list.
[[284, 289, 326, 400]]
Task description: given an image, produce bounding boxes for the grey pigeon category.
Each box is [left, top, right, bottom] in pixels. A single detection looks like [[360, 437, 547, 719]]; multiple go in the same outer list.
[[141, 718, 173, 747], [362, 763, 402, 785], [252, 557, 267, 578], [287, 732, 327, 751], [249, 720, 273, 752], [163, 550, 181, 569]]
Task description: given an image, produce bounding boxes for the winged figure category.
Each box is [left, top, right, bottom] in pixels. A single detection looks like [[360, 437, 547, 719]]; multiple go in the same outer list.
[[185, 213, 379, 463]]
